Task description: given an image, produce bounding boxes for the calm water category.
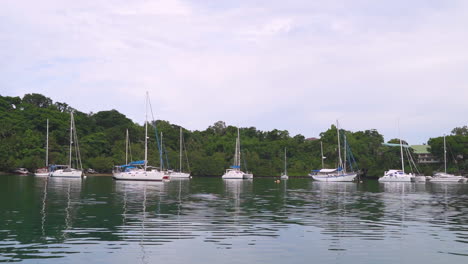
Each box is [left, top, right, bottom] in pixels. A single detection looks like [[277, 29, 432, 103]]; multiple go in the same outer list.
[[1, 175, 468, 263]]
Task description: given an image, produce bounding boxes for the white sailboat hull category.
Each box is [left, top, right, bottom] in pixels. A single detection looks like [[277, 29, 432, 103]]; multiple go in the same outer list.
[[411, 175, 429, 182], [429, 173, 466, 183], [311, 173, 357, 182], [51, 169, 82, 178], [243, 173, 253, 179], [170, 172, 191, 178], [280, 174, 289, 180], [113, 170, 168, 181], [430, 177, 465, 183], [222, 169, 245, 179]]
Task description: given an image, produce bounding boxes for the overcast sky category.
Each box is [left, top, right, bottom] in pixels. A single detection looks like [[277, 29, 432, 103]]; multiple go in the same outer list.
[[1, 0, 467, 144]]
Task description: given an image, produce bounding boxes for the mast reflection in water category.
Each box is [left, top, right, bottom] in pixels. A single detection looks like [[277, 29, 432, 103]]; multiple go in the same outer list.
[[0, 175, 468, 263]]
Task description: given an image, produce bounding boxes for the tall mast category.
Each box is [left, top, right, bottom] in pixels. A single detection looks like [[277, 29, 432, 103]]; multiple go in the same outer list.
[[68, 112, 73, 168], [144, 93, 148, 171], [444, 134, 447, 174], [160, 132, 164, 171], [46, 119, 49, 167], [234, 130, 238, 168], [336, 120, 343, 170], [343, 133, 347, 173], [180, 127, 183, 172], [179, 127, 182, 172], [284, 147, 287, 175], [125, 129, 129, 165], [237, 128, 241, 168], [320, 141, 324, 169], [398, 120, 404, 172]]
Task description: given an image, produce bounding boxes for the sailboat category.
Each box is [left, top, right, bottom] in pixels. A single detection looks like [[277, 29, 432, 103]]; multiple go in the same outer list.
[[170, 127, 191, 178], [309, 121, 357, 182], [113, 129, 138, 177], [50, 112, 83, 178], [222, 128, 252, 179], [429, 135, 467, 183], [280, 147, 288, 179], [113, 93, 169, 181], [379, 123, 413, 182], [35, 119, 50, 176]]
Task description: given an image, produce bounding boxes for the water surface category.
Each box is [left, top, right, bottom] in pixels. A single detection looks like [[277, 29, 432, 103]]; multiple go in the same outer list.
[[1, 175, 467, 263]]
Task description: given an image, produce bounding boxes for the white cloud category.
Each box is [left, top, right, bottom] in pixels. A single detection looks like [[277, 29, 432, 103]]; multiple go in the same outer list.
[[240, 17, 294, 41], [1, 0, 468, 144], [111, 0, 192, 16]]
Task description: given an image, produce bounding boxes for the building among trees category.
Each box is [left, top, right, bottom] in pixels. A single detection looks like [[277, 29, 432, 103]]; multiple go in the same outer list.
[[411, 145, 440, 164]]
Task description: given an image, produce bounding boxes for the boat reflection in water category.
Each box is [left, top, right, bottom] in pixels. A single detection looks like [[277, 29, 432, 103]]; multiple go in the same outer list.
[[380, 182, 415, 193], [311, 181, 357, 192], [38, 177, 83, 246], [223, 178, 253, 198], [222, 179, 253, 220], [113, 179, 201, 251], [2, 176, 468, 263]]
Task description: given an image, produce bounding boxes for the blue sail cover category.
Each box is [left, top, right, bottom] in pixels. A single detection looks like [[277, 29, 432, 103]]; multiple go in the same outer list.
[[230, 165, 240, 169], [117, 160, 145, 168], [128, 160, 145, 166], [49, 164, 68, 170]]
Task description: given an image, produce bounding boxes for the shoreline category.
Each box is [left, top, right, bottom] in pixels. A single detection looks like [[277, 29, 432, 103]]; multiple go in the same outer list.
[[0, 171, 379, 179], [0, 172, 312, 178]]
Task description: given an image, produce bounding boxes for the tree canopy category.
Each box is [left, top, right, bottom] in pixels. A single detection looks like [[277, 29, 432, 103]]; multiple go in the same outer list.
[[1, 93, 466, 176]]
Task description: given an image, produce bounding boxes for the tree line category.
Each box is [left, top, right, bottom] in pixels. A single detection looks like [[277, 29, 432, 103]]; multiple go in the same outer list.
[[1, 93, 467, 176]]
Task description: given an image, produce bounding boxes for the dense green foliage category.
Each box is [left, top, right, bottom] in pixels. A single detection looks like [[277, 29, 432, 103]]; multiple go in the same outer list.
[[1, 94, 467, 176], [427, 134, 468, 174]]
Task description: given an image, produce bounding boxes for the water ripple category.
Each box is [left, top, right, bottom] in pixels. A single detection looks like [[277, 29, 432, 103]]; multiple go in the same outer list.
[[1, 176, 468, 263]]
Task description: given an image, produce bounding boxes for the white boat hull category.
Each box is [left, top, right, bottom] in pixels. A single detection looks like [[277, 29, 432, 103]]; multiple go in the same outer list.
[[379, 170, 414, 182], [113, 170, 168, 181], [14, 168, 29, 175], [280, 174, 289, 180], [411, 175, 428, 182], [35, 167, 49, 177], [222, 169, 245, 179], [51, 169, 82, 178], [429, 174, 466, 183], [243, 173, 253, 179], [430, 178, 466, 183], [311, 173, 357, 182], [170, 172, 191, 178], [34, 172, 50, 177]]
